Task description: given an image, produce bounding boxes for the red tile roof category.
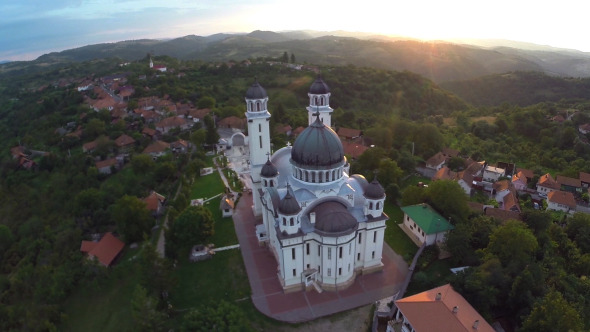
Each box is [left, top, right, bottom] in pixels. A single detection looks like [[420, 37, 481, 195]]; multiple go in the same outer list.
[[143, 140, 170, 154], [502, 192, 520, 212], [485, 207, 522, 222], [538, 173, 559, 190], [217, 116, 246, 129], [293, 126, 305, 136], [341, 140, 368, 159], [441, 147, 459, 158], [493, 179, 512, 192], [512, 171, 528, 186], [548, 190, 576, 208], [516, 168, 534, 179], [432, 166, 456, 181], [143, 191, 166, 211], [142, 127, 157, 136], [114, 134, 136, 147], [395, 284, 494, 332], [580, 172, 590, 184], [188, 108, 211, 120], [80, 232, 125, 267], [426, 152, 446, 168], [95, 158, 117, 169], [556, 175, 581, 188], [156, 116, 189, 129], [337, 127, 362, 139]]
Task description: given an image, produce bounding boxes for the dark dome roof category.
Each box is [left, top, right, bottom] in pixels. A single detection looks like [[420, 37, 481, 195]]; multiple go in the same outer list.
[[291, 116, 344, 169], [279, 186, 300, 215], [313, 201, 357, 234], [245, 81, 267, 99], [309, 77, 330, 94], [260, 158, 278, 177], [365, 178, 385, 199]]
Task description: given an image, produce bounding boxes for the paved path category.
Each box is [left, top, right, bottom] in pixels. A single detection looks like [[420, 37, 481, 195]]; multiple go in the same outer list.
[[212, 244, 240, 252], [232, 194, 409, 323]]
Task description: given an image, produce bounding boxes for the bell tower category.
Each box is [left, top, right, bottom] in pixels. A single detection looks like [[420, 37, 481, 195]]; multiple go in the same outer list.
[[307, 76, 333, 128], [245, 80, 271, 217]]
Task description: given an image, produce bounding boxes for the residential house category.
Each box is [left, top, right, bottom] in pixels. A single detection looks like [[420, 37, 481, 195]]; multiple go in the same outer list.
[[217, 116, 246, 130], [537, 173, 559, 197], [492, 180, 514, 204], [292, 126, 305, 137], [484, 207, 522, 222], [114, 134, 136, 152], [337, 127, 362, 141], [401, 204, 454, 247], [143, 141, 170, 158], [512, 171, 528, 191], [516, 168, 535, 182], [391, 284, 494, 332], [155, 116, 192, 134], [441, 147, 459, 158], [502, 192, 520, 212], [497, 161, 516, 177], [170, 139, 190, 153], [556, 175, 582, 193], [141, 127, 158, 140], [341, 140, 368, 160], [187, 108, 211, 123], [580, 172, 590, 188], [143, 191, 166, 216], [80, 232, 125, 267], [579, 123, 590, 135], [95, 158, 118, 174], [547, 190, 577, 213], [456, 171, 475, 196], [82, 140, 98, 153], [425, 152, 446, 171], [432, 166, 456, 181], [220, 195, 235, 217], [483, 165, 505, 182], [275, 124, 293, 137]]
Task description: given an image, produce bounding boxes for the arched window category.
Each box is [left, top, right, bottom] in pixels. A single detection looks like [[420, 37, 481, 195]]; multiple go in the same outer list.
[[283, 217, 286, 226], [257, 102, 261, 111], [369, 202, 373, 209], [320, 96, 324, 106], [314, 97, 318, 105], [318, 172, 322, 183], [325, 171, 330, 182], [264, 180, 267, 186], [270, 180, 274, 187], [305, 171, 309, 182], [290, 218, 294, 226], [311, 172, 316, 183], [376, 202, 380, 209]]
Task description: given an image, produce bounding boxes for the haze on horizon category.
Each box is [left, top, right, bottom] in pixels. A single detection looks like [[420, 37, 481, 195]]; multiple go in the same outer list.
[[2, 0, 589, 62]]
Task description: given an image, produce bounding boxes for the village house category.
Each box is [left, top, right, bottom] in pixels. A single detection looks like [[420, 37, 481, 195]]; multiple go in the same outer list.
[[391, 284, 494, 332], [275, 124, 293, 137], [547, 190, 577, 213], [217, 116, 246, 130], [484, 207, 522, 222], [95, 158, 118, 174], [492, 180, 517, 207], [143, 191, 166, 216], [432, 166, 456, 181], [341, 140, 368, 160], [516, 168, 535, 182], [537, 173, 559, 197], [512, 171, 528, 191], [114, 134, 136, 153], [425, 152, 447, 171], [220, 195, 235, 217], [483, 165, 505, 182], [141, 127, 158, 140], [556, 175, 582, 193], [401, 204, 454, 247], [578, 123, 590, 135], [155, 116, 192, 134], [170, 139, 190, 153], [187, 108, 211, 123], [337, 127, 362, 141], [142, 140, 170, 158], [80, 232, 125, 267], [82, 140, 98, 153], [580, 172, 590, 188]]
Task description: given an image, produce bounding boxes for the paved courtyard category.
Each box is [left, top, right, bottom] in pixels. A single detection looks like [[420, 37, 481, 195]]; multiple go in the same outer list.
[[232, 194, 409, 323]]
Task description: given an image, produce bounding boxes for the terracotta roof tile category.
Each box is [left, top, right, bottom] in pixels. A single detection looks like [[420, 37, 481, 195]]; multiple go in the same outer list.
[[556, 175, 581, 188], [143, 191, 165, 211], [548, 190, 577, 208], [516, 168, 534, 179], [485, 207, 522, 222], [80, 232, 125, 266], [580, 172, 590, 184], [538, 173, 559, 190], [143, 140, 170, 154], [114, 134, 135, 147], [426, 152, 446, 168], [337, 127, 362, 139]]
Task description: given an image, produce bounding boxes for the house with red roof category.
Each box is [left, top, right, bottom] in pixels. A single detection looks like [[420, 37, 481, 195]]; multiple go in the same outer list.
[[537, 173, 559, 197], [425, 152, 446, 171], [512, 171, 528, 191], [114, 134, 136, 152], [392, 284, 494, 332], [95, 158, 118, 174], [155, 116, 192, 134], [143, 191, 166, 216], [556, 175, 582, 193], [188, 108, 211, 123], [217, 116, 246, 130], [170, 139, 190, 153], [143, 140, 170, 158], [80, 232, 125, 267], [580, 172, 590, 188], [341, 140, 368, 160], [578, 123, 590, 135], [337, 127, 362, 140], [547, 190, 577, 213]]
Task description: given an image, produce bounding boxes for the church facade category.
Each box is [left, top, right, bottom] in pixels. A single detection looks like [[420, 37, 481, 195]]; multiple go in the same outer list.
[[245, 78, 388, 292]]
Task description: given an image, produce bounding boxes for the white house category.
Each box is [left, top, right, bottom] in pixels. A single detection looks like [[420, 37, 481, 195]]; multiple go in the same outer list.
[[401, 204, 454, 247], [537, 173, 559, 197], [483, 165, 505, 182], [249, 78, 387, 292], [547, 190, 576, 213]]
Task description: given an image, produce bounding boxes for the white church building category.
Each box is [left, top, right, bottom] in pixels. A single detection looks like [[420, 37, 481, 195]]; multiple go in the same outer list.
[[245, 77, 388, 292]]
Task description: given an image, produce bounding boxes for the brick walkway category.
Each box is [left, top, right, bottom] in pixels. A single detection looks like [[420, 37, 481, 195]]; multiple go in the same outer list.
[[233, 194, 409, 323]]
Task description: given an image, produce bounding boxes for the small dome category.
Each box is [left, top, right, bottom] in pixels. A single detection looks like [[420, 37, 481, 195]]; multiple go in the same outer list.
[[279, 186, 300, 215], [245, 81, 267, 99], [309, 77, 330, 94], [291, 115, 344, 169], [313, 201, 357, 234], [261, 158, 278, 177], [365, 178, 385, 199]]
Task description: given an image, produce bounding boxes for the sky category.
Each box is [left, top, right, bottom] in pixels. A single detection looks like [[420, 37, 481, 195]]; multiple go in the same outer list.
[[1, 0, 589, 61]]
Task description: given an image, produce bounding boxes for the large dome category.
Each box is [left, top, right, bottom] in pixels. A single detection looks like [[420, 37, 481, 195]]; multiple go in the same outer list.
[[291, 116, 344, 169], [313, 201, 357, 234], [309, 77, 330, 94], [245, 81, 267, 99]]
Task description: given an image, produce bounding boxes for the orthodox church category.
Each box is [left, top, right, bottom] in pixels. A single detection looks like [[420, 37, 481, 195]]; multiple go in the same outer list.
[[245, 77, 387, 292]]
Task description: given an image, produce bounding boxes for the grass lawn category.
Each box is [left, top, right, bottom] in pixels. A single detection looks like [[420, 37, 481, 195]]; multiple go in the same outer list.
[[400, 175, 431, 188], [383, 201, 419, 261], [60, 262, 140, 332], [190, 171, 225, 200], [206, 196, 238, 247]]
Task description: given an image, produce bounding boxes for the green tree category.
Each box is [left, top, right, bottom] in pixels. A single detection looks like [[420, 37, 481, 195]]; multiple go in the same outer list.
[[426, 180, 470, 223], [190, 128, 206, 149], [131, 154, 155, 174], [204, 114, 219, 146], [130, 285, 166, 332], [566, 212, 590, 254], [485, 220, 538, 270], [282, 51, 289, 63], [0, 225, 14, 257], [181, 301, 254, 332], [112, 195, 153, 243], [401, 186, 427, 207], [197, 96, 215, 109], [377, 159, 403, 188], [520, 290, 583, 332], [169, 205, 215, 251], [290, 53, 296, 63], [85, 118, 106, 139]]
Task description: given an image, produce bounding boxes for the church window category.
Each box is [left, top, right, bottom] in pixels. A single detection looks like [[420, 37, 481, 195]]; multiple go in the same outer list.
[[372, 251, 375, 259], [257, 102, 261, 111], [270, 180, 274, 187], [290, 218, 294, 226], [376, 202, 380, 209], [358, 233, 362, 244], [357, 253, 361, 261], [327, 268, 331, 276], [328, 248, 332, 260], [258, 123, 261, 132], [292, 248, 295, 260], [318, 172, 322, 183], [338, 267, 342, 276], [293, 268, 296, 277], [349, 243, 352, 255], [306, 264, 310, 269], [311, 172, 316, 183], [339, 247, 343, 259], [373, 231, 377, 243], [259, 136, 262, 149], [306, 243, 310, 255], [282, 217, 286, 226], [348, 263, 351, 272], [314, 96, 318, 105], [318, 245, 321, 256], [305, 171, 309, 182], [369, 202, 373, 210], [325, 171, 329, 182], [320, 96, 324, 106]]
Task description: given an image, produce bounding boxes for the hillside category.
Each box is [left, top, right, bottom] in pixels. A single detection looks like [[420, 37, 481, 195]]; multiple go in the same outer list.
[[440, 71, 590, 106], [5, 30, 590, 83]]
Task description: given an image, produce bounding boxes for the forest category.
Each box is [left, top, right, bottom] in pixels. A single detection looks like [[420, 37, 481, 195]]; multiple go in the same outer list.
[[1, 54, 590, 331]]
